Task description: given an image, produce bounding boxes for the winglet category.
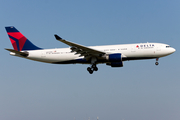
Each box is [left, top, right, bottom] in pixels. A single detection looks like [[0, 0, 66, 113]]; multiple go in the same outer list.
[[54, 34, 62, 40]]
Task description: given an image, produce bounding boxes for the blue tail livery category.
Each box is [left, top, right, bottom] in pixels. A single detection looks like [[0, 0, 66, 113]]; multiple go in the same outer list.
[[5, 26, 41, 51]]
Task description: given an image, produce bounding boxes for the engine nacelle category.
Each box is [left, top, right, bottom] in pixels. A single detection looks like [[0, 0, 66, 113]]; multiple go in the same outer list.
[[106, 53, 122, 62], [105, 53, 123, 67], [106, 62, 123, 67]]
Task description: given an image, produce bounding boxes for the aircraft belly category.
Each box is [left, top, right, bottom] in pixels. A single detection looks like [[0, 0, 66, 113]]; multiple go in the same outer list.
[[28, 51, 80, 63]]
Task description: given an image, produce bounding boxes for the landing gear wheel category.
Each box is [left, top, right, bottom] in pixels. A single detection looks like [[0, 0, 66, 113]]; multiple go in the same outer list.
[[87, 67, 93, 74], [155, 62, 159, 65], [93, 67, 98, 71], [87, 57, 98, 74], [89, 70, 93, 74], [87, 67, 91, 71], [91, 64, 98, 71]]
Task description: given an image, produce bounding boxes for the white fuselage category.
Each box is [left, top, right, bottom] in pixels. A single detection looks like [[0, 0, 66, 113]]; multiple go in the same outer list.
[[10, 43, 175, 64]]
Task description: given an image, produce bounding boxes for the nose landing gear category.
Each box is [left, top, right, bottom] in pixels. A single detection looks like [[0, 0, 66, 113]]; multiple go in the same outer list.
[[155, 58, 159, 65]]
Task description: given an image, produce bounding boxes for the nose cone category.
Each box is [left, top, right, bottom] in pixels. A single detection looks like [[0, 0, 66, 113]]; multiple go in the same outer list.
[[161, 45, 176, 57], [171, 48, 176, 53], [164, 47, 176, 56]]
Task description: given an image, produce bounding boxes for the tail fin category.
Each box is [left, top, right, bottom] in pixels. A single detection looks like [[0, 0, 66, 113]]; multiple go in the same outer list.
[[5, 26, 42, 51]]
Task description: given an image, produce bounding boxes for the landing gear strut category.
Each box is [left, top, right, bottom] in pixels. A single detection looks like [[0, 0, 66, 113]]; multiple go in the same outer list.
[[155, 58, 159, 65], [87, 57, 98, 74], [92, 64, 98, 71]]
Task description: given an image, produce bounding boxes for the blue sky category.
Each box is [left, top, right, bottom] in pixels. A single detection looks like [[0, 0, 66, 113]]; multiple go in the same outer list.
[[0, 0, 180, 120]]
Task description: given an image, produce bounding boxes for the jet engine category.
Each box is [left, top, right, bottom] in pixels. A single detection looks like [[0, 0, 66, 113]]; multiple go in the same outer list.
[[105, 53, 123, 67]]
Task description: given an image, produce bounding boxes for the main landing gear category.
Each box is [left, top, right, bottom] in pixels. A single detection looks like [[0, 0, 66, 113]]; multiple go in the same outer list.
[[87, 64, 98, 74], [155, 58, 159, 65], [87, 57, 98, 74]]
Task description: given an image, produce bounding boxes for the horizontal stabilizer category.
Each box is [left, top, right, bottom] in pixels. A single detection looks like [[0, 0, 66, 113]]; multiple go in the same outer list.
[[5, 48, 29, 57]]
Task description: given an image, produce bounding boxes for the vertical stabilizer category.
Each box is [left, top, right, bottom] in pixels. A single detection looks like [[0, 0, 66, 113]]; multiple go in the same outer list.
[[5, 26, 41, 51]]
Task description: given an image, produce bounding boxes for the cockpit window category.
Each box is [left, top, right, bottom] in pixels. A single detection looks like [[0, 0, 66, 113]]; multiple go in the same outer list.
[[166, 46, 171, 48]]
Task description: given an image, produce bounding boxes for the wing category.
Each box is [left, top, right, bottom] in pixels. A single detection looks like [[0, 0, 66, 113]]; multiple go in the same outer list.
[[54, 35, 105, 58]]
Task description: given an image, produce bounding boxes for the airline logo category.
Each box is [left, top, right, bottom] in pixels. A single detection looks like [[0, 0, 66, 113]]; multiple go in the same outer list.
[[136, 44, 155, 49], [6, 27, 27, 51], [8, 31, 27, 51], [5, 26, 41, 51]]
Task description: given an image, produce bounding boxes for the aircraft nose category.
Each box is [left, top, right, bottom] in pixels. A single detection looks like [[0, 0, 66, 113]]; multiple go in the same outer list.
[[172, 48, 176, 53], [171, 48, 176, 53]]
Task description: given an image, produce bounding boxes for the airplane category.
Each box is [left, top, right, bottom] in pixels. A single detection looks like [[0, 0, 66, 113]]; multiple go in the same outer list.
[[5, 26, 176, 74]]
